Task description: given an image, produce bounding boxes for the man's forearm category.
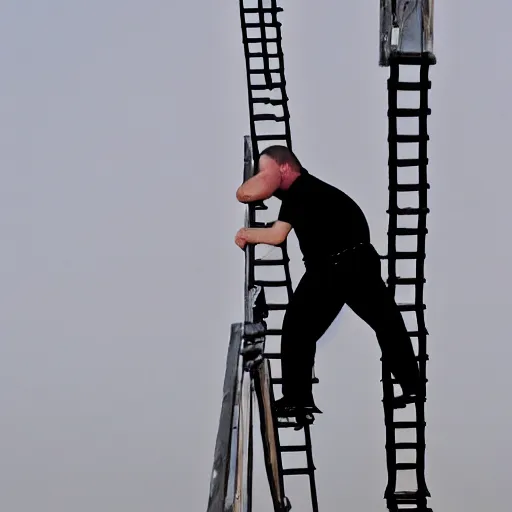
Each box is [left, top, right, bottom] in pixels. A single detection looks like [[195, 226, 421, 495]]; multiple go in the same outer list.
[[242, 227, 282, 246], [236, 171, 280, 203]]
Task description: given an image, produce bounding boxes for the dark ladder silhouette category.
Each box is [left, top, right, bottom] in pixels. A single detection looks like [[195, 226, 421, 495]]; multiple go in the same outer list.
[[239, 1, 319, 511], [381, 53, 434, 512], [207, 3, 436, 511]]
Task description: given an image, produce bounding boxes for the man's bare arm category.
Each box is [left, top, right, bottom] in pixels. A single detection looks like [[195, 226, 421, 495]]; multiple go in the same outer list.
[[235, 221, 292, 247], [236, 170, 281, 203]]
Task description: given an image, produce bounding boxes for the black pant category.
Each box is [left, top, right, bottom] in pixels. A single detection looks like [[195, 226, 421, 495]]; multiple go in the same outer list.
[[280, 243, 420, 403]]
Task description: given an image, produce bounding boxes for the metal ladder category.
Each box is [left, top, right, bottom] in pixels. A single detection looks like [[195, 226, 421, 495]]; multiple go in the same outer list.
[[239, 1, 319, 511], [382, 54, 433, 512]]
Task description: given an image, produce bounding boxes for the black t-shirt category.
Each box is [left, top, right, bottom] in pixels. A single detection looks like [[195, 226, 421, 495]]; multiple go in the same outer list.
[[277, 168, 370, 262]]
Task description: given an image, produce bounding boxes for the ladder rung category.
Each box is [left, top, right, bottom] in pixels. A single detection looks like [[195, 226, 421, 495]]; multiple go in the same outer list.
[[264, 329, 283, 336], [393, 80, 432, 91], [392, 227, 429, 236], [246, 37, 279, 43], [279, 445, 307, 453], [251, 97, 285, 105], [390, 377, 429, 385], [394, 442, 419, 449], [393, 490, 431, 502], [255, 133, 288, 141], [248, 51, 281, 58], [396, 462, 417, 470], [243, 7, 283, 14], [251, 82, 285, 90], [282, 467, 311, 476], [397, 303, 426, 312], [249, 67, 282, 75], [382, 353, 429, 363], [254, 280, 288, 287], [253, 114, 287, 122], [254, 258, 288, 266], [267, 303, 288, 311], [388, 108, 432, 117], [387, 207, 430, 216], [245, 22, 282, 28], [391, 183, 430, 192], [409, 330, 429, 338], [381, 252, 426, 259], [389, 134, 430, 143], [389, 53, 435, 65], [393, 421, 423, 429], [387, 277, 426, 285], [392, 158, 429, 167], [271, 377, 319, 385]]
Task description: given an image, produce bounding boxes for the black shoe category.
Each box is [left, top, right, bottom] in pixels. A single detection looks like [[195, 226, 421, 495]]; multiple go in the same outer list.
[[392, 393, 418, 409], [293, 411, 316, 431], [273, 396, 323, 416]]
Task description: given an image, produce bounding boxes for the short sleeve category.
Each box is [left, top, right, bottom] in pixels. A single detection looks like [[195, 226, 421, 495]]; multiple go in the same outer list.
[[277, 199, 293, 225]]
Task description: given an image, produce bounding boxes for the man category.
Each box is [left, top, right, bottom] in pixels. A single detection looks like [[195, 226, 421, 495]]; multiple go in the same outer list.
[[235, 145, 420, 421]]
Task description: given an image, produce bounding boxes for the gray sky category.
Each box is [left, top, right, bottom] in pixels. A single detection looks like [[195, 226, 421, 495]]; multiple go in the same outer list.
[[1, 1, 510, 511]]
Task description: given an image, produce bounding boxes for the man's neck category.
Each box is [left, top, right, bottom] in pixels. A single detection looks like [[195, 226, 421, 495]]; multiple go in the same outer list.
[[280, 168, 301, 190]]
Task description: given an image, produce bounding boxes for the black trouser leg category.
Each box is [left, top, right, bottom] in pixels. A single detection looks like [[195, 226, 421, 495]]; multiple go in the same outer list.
[[343, 245, 421, 395], [280, 267, 346, 403]]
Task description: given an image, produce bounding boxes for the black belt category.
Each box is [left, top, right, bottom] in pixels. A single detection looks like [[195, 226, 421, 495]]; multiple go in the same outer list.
[[305, 242, 370, 268]]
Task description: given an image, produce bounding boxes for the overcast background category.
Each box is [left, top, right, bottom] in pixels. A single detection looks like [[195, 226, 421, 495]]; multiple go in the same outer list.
[[1, 1, 510, 511]]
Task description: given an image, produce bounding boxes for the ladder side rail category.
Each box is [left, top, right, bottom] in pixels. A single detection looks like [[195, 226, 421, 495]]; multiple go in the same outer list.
[[414, 60, 431, 499], [206, 324, 245, 512], [383, 60, 400, 499]]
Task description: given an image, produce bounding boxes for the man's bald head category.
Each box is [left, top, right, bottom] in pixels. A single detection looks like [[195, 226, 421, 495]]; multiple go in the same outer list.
[[256, 145, 302, 197], [258, 145, 302, 173]]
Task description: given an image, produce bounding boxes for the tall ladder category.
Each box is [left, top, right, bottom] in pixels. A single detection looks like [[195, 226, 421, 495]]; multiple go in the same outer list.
[[382, 54, 433, 512], [239, 1, 319, 511]]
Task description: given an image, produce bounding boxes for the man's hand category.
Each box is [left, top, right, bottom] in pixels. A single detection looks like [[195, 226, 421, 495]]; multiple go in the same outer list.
[[234, 222, 292, 249], [235, 228, 249, 249]]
